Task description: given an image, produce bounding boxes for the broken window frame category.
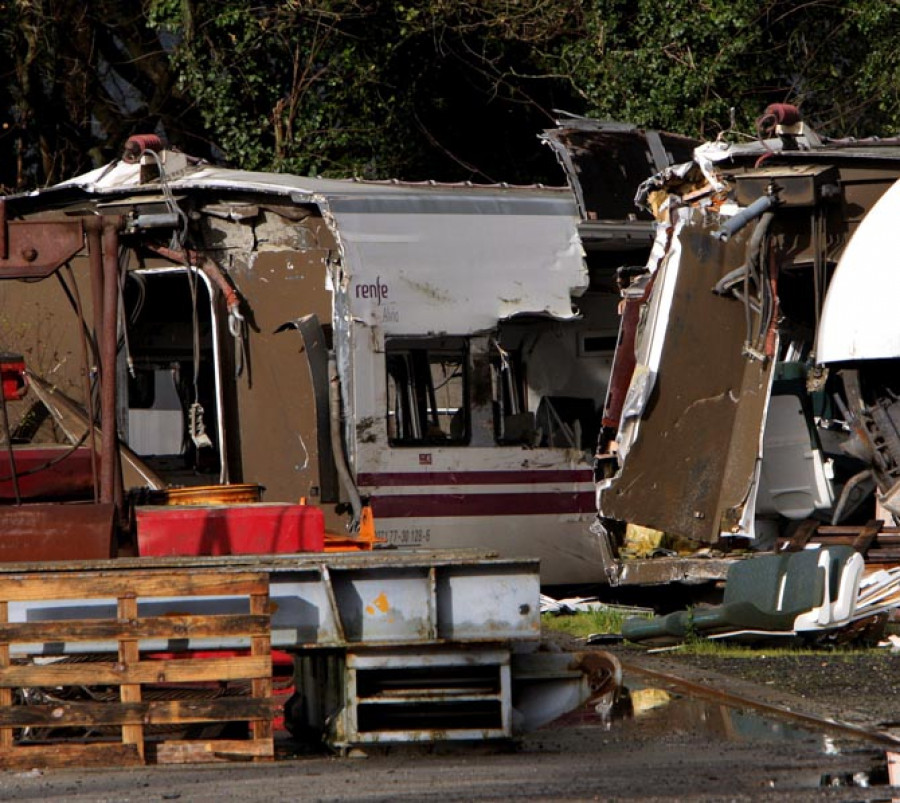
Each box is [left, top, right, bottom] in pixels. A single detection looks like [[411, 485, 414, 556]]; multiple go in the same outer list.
[[385, 336, 469, 447], [122, 265, 229, 483], [491, 341, 534, 445]]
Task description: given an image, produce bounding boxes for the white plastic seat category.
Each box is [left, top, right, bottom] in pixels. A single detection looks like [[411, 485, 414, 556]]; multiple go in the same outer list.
[[793, 546, 864, 631]]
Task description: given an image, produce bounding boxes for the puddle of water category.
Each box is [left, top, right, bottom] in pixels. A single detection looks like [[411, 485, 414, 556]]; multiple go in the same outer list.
[[550, 677, 900, 795], [556, 679, 818, 746]]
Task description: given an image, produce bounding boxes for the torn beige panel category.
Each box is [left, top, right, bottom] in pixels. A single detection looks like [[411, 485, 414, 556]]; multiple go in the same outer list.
[[601, 217, 773, 543]]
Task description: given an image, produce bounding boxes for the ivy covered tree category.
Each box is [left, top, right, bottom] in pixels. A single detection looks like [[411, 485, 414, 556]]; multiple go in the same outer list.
[[0, 0, 898, 189]]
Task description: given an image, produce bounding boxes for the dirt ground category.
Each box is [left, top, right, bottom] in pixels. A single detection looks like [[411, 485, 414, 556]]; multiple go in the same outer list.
[[2, 633, 898, 802]]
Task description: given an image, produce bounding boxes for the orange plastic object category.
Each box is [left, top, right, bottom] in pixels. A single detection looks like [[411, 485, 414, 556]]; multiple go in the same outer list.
[[323, 505, 383, 552]]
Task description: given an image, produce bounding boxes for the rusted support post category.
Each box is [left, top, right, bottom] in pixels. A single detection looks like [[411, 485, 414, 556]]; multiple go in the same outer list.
[[0, 388, 20, 505], [61, 265, 100, 502], [0, 200, 7, 261], [99, 218, 122, 507], [85, 219, 104, 360]]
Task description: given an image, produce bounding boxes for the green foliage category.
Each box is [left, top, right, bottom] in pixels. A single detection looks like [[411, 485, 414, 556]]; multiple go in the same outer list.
[[0, 0, 899, 187], [570, 0, 900, 139]]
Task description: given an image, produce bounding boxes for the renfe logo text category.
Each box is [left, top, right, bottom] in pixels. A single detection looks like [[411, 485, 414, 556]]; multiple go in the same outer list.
[[355, 276, 389, 304]]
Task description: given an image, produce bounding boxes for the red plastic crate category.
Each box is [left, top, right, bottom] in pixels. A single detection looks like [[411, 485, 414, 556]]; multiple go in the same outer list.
[[136, 503, 325, 557], [0, 354, 25, 401]]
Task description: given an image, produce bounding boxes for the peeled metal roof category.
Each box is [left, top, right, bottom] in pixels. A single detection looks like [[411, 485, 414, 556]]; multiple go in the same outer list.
[[22, 155, 587, 333], [48, 159, 572, 205]]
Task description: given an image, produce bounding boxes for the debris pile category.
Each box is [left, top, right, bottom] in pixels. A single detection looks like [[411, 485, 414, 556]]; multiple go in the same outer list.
[[623, 547, 900, 646]]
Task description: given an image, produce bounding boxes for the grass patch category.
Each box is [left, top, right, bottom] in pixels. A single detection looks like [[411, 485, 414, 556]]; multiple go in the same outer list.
[[542, 607, 648, 638], [674, 640, 826, 657], [650, 638, 886, 658]]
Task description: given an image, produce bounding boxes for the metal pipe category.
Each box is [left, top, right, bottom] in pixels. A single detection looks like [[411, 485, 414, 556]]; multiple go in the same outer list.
[[328, 353, 362, 530], [146, 244, 242, 318], [129, 213, 181, 230], [86, 220, 104, 365], [712, 194, 779, 242], [99, 219, 121, 506]]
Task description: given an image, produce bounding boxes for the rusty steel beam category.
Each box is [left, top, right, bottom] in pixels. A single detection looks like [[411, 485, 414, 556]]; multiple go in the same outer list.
[[0, 219, 83, 280], [0, 503, 115, 562]]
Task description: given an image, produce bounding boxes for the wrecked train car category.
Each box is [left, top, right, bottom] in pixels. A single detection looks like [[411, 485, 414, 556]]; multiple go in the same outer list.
[[0, 142, 626, 754], [594, 106, 900, 584], [0, 142, 641, 584]]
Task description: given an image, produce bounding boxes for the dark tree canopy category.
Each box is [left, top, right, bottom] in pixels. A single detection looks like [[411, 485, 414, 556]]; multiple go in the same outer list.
[[0, 0, 898, 189]]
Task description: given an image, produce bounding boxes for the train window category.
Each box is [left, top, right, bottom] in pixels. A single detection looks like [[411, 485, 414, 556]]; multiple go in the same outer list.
[[491, 344, 535, 445], [386, 337, 469, 445]]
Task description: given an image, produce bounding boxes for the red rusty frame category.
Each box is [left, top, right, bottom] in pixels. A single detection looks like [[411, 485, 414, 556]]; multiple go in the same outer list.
[[0, 200, 85, 280]]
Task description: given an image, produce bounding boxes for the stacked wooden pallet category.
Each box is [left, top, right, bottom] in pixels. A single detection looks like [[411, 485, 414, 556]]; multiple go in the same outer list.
[[779, 519, 900, 564], [0, 569, 274, 768]]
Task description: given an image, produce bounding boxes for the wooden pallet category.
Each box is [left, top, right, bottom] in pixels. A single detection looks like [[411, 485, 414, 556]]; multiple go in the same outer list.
[[779, 519, 900, 564], [0, 569, 274, 768]]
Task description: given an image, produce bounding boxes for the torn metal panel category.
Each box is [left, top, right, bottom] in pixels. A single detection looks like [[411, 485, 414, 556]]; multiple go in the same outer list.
[[228, 248, 336, 510], [541, 118, 699, 237], [601, 210, 775, 543], [615, 556, 732, 586], [289, 314, 339, 504], [27, 373, 164, 491]]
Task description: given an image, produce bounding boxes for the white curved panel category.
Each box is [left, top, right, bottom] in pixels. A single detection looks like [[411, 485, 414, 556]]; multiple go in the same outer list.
[[817, 179, 900, 363]]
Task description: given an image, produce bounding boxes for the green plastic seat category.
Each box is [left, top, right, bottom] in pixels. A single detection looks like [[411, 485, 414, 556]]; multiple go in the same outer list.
[[622, 549, 829, 643]]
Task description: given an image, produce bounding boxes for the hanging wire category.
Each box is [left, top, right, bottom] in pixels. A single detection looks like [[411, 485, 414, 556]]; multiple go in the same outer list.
[[138, 146, 212, 449], [58, 264, 101, 500], [117, 246, 136, 379], [139, 149, 189, 249]]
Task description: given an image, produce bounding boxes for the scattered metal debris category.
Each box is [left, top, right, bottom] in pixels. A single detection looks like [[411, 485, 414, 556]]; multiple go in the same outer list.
[[580, 105, 900, 585]]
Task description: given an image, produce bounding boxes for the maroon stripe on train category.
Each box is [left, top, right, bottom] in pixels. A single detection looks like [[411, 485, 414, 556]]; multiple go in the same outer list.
[[370, 491, 596, 518], [357, 469, 593, 488]]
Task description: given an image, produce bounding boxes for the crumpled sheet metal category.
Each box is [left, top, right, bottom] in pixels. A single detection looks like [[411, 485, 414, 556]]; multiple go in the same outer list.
[[601, 210, 774, 543]]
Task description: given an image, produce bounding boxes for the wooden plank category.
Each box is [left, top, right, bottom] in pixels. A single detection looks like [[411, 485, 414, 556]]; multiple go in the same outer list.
[[817, 525, 900, 536], [0, 655, 272, 686], [0, 613, 270, 643], [0, 697, 277, 728], [784, 518, 819, 552], [118, 594, 144, 761], [0, 602, 11, 750], [249, 591, 273, 759], [151, 737, 274, 764], [0, 571, 267, 601], [0, 742, 142, 769], [853, 519, 884, 555]]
